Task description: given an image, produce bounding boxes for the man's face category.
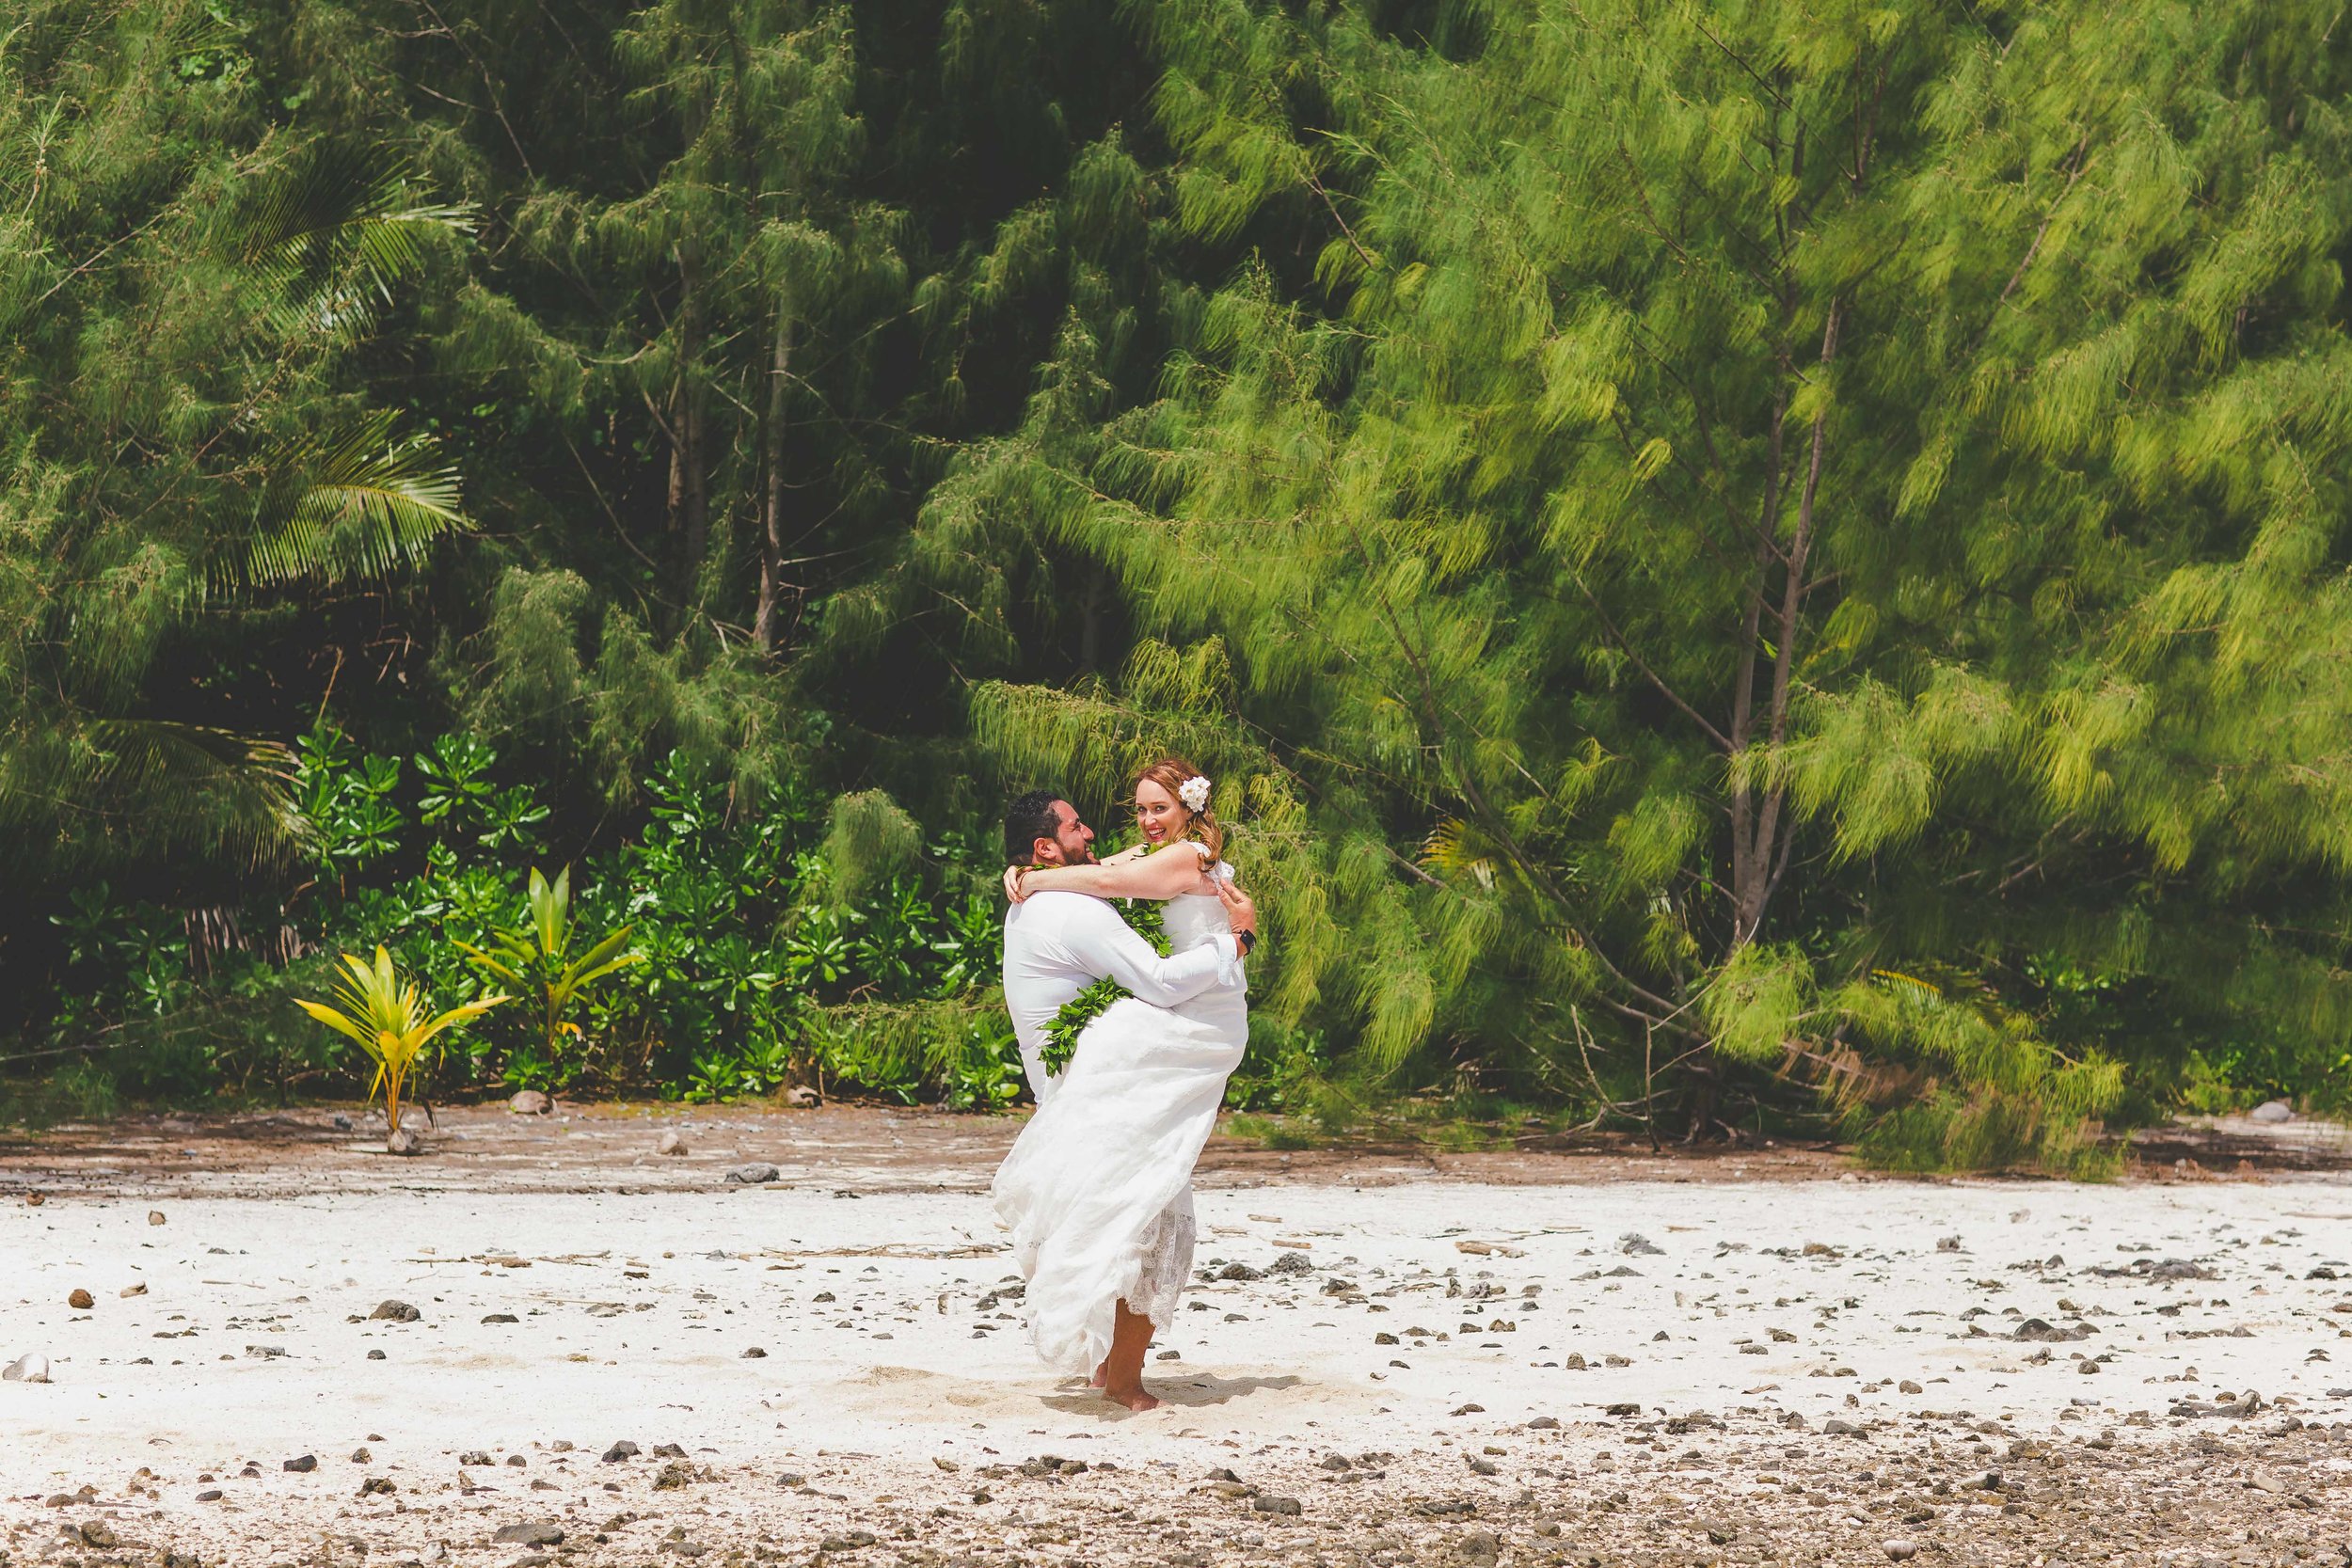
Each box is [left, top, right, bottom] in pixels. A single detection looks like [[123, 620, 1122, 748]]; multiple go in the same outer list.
[[1033, 800, 1097, 867]]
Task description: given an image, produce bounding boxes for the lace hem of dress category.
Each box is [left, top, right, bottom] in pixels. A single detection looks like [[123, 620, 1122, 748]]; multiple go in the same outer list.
[[1128, 1187, 1198, 1329]]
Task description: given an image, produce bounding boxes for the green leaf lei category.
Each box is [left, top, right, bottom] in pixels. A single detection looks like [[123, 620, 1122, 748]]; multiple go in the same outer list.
[[1037, 876, 1169, 1080]]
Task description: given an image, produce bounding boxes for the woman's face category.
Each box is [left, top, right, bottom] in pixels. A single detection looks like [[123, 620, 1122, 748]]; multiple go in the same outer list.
[[1135, 778, 1190, 847]]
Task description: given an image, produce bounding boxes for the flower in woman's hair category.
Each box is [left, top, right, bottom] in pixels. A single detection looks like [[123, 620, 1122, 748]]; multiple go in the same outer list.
[[1178, 774, 1212, 812]]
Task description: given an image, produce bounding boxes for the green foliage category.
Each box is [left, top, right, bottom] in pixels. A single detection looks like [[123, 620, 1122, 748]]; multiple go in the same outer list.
[[453, 867, 640, 1080], [294, 946, 510, 1131], [13, 0, 2352, 1164]]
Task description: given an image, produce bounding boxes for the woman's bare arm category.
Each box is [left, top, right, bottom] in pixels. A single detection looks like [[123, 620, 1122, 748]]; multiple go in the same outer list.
[[1007, 842, 1215, 902]]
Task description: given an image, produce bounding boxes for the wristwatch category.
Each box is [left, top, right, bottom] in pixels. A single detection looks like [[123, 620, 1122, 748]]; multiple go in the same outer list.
[[1235, 928, 1257, 957]]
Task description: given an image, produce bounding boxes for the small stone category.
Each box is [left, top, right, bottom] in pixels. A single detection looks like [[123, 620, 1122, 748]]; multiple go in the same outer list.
[[68, 1289, 94, 1309], [508, 1090, 552, 1116], [2249, 1100, 2294, 1123], [652, 1460, 694, 1490], [1465, 1455, 1498, 1475], [506, 1453, 526, 1466], [1882, 1540, 1918, 1561], [819, 1531, 878, 1551], [602, 1441, 640, 1463], [371, 1300, 421, 1323], [352, 1448, 372, 1463], [284, 1454, 318, 1472], [1823, 1418, 1866, 1436], [367, 1349, 386, 1360], [1269, 1252, 1314, 1276], [490, 1521, 564, 1546], [358, 1476, 396, 1497], [386, 1127, 421, 1156], [1605, 1402, 1642, 1417], [148, 1210, 166, 1226], [119, 1282, 147, 1298], [1527, 1416, 1560, 1430], [5, 1353, 52, 1383], [1936, 1236, 1960, 1251], [462, 1450, 493, 1466], [481, 1313, 519, 1324], [1899, 1379, 1923, 1394], [740, 1346, 768, 1358], [652, 1442, 688, 1458], [656, 1131, 688, 1156], [1451, 1402, 1486, 1416], [1618, 1233, 1665, 1257], [1217, 1261, 1264, 1281], [723, 1163, 779, 1185], [1251, 1494, 1303, 1515], [77, 1521, 118, 1548], [195, 1488, 223, 1502]]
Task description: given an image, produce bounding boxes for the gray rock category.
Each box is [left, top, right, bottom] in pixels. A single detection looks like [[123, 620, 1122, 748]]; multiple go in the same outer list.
[[386, 1127, 421, 1156], [1883, 1541, 1918, 1561], [490, 1521, 564, 1546], [1823, 1418, 1866, 1437], [602, 1441, 640, 1463], [283, 1454, 317, 1472], [481, 1313, 518, 1324], [2249, 1100, 2294, 1123], [1251, 1494, 1304, 1515], [371, 1300, 421, 1323], [351, 1448, 371, 1464], [367, 1349, 386, 1360], [3, 1353, 51, 1383], [723, 1163, 779, 1184], [1269, 1251, 1314, 1276], [740, 1347, 767, 1358], [655, 1131, 687, 1156], [1218, 1261, 1265, 1281], [509, 1090, 552, 1116], [461, 1451, 493, 1467], [2011, 1318, 2090, 1342], [1618, 1232, 1665, 1257]]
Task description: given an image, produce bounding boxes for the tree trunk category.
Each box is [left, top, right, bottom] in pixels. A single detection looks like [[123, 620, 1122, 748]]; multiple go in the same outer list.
[[755, 306, 794, 654], [665, 238, 707, 619]]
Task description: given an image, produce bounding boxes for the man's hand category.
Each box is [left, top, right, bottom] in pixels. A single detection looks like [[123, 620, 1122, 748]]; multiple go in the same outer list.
[[1214, 877, 1258, 944]]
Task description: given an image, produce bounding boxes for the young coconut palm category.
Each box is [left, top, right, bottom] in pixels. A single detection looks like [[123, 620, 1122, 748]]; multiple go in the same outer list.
[[454, 867, 640, 1069], [296, 947, 508, 1137]]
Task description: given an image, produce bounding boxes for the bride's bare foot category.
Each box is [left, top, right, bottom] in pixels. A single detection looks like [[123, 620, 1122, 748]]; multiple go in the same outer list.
[[1102, 1382, 1160, 1412]]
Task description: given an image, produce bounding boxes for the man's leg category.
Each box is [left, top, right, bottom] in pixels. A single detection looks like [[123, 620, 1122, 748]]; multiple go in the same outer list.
[[1100, 1300, 1160, 1411]]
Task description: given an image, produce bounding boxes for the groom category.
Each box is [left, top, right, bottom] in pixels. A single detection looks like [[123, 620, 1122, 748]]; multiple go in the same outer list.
[[998, 787, 1256, 1101], [997, 787, 1256, 1403]]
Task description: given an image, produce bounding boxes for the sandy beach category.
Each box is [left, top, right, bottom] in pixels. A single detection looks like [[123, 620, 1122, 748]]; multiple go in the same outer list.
[[5, 1105, 2350, 1567]]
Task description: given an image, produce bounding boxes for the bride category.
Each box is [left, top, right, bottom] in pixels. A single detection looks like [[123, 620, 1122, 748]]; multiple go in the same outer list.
[[990, 757, 1256, 1411]]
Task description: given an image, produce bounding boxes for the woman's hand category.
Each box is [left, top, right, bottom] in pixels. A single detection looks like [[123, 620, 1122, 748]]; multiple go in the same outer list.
[[1214, 876, 1258, 942], [1002, 863, 1031, 904]]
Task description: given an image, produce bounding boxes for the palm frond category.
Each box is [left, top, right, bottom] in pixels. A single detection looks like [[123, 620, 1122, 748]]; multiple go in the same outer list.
[[229, 417, 469, 591], [234, 139, 474, 342], [72, 720, 306, 869]]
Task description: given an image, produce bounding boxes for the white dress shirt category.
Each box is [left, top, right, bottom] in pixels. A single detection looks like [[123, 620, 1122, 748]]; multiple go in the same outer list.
[[1001, 890, 1240, 1101]]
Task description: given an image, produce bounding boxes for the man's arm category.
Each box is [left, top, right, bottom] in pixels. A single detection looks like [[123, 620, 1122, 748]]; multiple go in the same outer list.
[[1056, 896, 1240, 1005]]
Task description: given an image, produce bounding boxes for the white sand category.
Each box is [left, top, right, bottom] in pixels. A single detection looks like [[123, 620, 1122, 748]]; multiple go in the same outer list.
[[5, 1164, 2350, 1561]]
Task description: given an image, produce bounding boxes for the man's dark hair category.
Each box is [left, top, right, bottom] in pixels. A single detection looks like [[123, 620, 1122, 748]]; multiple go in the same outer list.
[[1003, 789, 1071, 867]]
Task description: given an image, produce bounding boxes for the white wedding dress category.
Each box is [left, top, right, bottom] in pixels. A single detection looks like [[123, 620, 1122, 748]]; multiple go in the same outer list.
[[990, 854, 1248, 1375]]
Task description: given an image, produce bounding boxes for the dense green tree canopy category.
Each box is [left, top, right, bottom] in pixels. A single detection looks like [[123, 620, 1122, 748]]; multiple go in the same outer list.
[[7, 0, 2352, 1158]]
